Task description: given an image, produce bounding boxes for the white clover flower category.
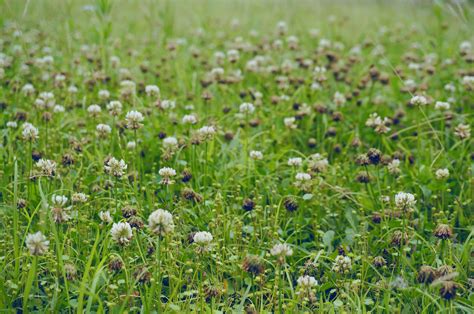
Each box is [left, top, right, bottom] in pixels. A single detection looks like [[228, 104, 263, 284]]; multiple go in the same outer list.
[[284, 117, 297, 129], [96, 124, 112, 138], [297, 275, 318, 289], [51, 194, 68, 207], [459, 41, 472, 54], [22, 123, 39, 141], [333, 91, 346, 106], [50, 194, 71, 223], [240, 102, 255, 114], [110, 55, 120, 68], [193, 231, 213, 252], [309, 154, 329, 172], [270, 243, 293, 260], [98, 89, 110, 100], [288, 157, 302, 166], [36, 159, 57, 177], [68, 85, 78, 94], [211, 67, 224, 79], [462, 76, 474, 89], [125, 110, 144, 129], [107, 100, 122, 116], [104, 157, 127, 177], [148, 209, 175, 236], [435, 101, 450, 111], [163, 137, 178, 148], [127, 141, 136, 150], [387, 159, 401, 175], [249, 150, 263, 160], [53, 105, 65, 113], [7, 121, 17, 128], [160, 99, 176, 110], [410, 95, 427, 106], [22, 83, 35, 96], [366, 113, 380, 128], [87, 104, 102, 116], [111, 222, 133, 245], [295, 172, 311, 181], [72, 193, 88, 203], [454, 123, 470, 140], [145, 85, 160, 97], [159, 167, 176, 185], [333, 255, 352, 274], [99, 210, 113, 223], [182, 114, 197, 124], [25, 231, 49, 256], [227, 49, 239, 62], [435, 168, 449, 180], [198, 125, 216, 140], [394, 192, 416, 211]]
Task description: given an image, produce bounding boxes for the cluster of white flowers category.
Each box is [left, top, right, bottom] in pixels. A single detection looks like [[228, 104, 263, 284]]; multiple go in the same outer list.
[[435, 168, 449, 180], [182, 114, 197, 124], [99, 210, 113, 223], [308, 153, 329, 172], [36, 159, 57, 177], [394, 192, 416, 211], [410, 95, 428, 106], [197, 125, 216, 140], [98, 89, 110, 100], [297, 275, 318, 289], [107, 100, 122, 116], [387, 159, 401, 175], [125, 110, 144, 129], [25, 231, 49, 256], [193, 231, 213, 252], [87, 104, 102, 116], [365, 113, 391, 134], [435, 101, 450, 111], [148, 209, 175, 236], [333, 91, 346, 106], [72, 193, 88, 203], [50, 194, 71, 223], [270, 243, 293, 258], [454, 123, 470, 140], [332, 255, 352, 274], [145, 85, 160, 97], [284, 117, 297, 129], [159, 167, 177, 185], [104, 157, 128, 177], [249, 150, 263, 160], [163, 137, 178, 149], [239, 102, 255, 114], [96, 124, 112, 137], [288, 157, 303, 166], [111, 222, 133, 245], [160, 99, 176, 110], [22, 122, 39, 141]]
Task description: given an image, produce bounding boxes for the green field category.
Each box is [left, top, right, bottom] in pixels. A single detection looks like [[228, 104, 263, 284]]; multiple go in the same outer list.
[[0, 0, 473, 312]]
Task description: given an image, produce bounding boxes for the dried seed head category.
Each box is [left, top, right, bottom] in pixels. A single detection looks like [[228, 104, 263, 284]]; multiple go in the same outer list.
[[417, 265, 436, 284], [434, 224, 453, 240], [242, 255, 265, 276]]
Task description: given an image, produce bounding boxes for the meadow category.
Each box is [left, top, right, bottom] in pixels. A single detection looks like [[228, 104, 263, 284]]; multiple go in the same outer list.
[[0, 0, 473, 312]]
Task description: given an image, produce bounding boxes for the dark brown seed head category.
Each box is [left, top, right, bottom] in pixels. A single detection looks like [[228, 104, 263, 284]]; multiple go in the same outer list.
[[417, 265, 436, 284], [367, 148, 381, 165], [242, 255, 265, 276], [242, 198, 255, 211], [283, 197, 299, 212], [434, 224, 453, 240], [439, 281, 458, 300], [373, 256, 386, 267]]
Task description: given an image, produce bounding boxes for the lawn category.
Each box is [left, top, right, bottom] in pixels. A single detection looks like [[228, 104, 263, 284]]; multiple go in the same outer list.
[[0, 0, 473, 312]]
